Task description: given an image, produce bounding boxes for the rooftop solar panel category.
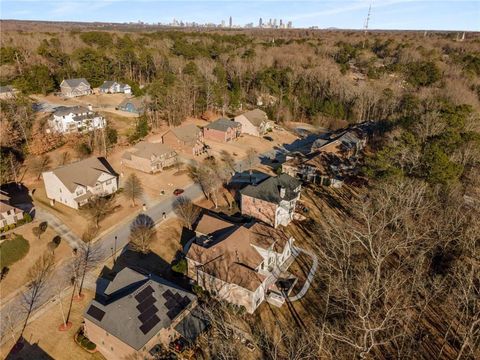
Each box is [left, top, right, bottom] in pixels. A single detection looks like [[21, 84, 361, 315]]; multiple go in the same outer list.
[[162, 289, 174, 301], [138, 305, 158, 323], [136, 295, 156, 312], [180, 296, 191, 307], [87, 305, 106, 321], [165, 296, 178, 310], [135, 285, 154, 302], [167, 306, 182, 320], [139, 314, 160, 334]]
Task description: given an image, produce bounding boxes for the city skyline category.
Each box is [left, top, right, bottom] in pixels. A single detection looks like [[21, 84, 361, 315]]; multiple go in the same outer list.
[[1, 1, 479, 31]]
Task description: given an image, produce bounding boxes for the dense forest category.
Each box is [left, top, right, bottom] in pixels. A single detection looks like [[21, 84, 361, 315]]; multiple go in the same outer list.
[[0, 23, 479, 358]]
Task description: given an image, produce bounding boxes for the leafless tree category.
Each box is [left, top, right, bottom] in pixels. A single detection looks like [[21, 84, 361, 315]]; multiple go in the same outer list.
[[220, 149, 236, 173], [81, 195, 117, 229], [173, 196, 200, 230], [123, 173, 144, 206], [30, 155, 51, 180], [244, 148, 258, 182], [76, 226, 103, 298], [129, 214, 156, 255]]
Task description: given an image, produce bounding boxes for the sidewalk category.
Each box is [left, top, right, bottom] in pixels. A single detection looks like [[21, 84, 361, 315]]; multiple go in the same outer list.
[[35, 206, 83, 249], [288, 247, 318, 302]]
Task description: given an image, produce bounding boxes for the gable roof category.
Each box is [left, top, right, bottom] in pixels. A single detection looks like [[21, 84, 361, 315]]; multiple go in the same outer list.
[[0, 201, 23, 219], [122, 141, 175, 161], [168, 124, 201, 145], [118, 97, 145, 110], [61, 78, 90, 88], [84, 267, 195, 351], [53, 105, 90, 117], [205, 118, 241, 132], [240, 174, 301, 204], [99, 81, 117, 90], [237, 109, 269, 127], [48, 157, 117, 193]]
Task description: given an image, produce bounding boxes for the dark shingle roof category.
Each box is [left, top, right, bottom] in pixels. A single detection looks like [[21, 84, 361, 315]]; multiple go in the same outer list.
[[84, 267, 196, 351], [53, 105, 90, 117], [240, 174, 301, 204], [99, 81, 116, 90], [62, 78, 90, 88], [205, 118, 241, 132]]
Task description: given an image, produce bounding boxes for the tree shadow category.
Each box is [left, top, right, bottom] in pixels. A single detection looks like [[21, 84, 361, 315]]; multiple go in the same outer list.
[[1, 182, 35, 218], [5, 336, 54, 360]]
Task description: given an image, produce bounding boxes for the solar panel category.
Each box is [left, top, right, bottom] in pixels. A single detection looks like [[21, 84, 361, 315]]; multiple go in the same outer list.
[[162, 289, 174, 301], [135, 286, 154, 302], [180, 296, 191, 307], [87, 305, 105, 321], [165, 296, 179, 310], [138, 305, 158, 323], [136, 295, 156, 312], [167, 306, 182, 320], [139, 314, 160, 334]]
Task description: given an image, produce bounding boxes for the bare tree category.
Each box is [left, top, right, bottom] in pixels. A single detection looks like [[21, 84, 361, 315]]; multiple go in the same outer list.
[[129, 214, 156, 254], [19, 252, 54, 341], [220, 149, 236, 173], [30, 155, 52, 180], [123, 173, 144, 207], [244, 148, 258, 182], [173, 196, 200, 230], [81, 195, 117, 229], [76, 226, 103, 298]]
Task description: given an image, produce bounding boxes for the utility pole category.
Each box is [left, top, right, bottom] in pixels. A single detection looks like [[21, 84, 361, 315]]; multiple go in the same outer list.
[[363, 1, 372, 49]]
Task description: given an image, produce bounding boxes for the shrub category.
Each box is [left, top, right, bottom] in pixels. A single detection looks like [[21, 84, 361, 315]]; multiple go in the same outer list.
[[8, 224, 15, 230], [52, 235, 62, 246], [23, 213, 32, 223], [172, 258, 187, 274], [405, 61, 441, 87], [0, 266, 9, 281], [0, 234, 30, 267]]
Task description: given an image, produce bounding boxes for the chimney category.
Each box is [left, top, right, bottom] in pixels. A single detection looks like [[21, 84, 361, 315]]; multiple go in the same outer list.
[[279, 187, 286, 199]]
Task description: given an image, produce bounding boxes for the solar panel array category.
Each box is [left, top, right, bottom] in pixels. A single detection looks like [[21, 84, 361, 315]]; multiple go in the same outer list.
[[135, 285, 160, 334], [162, 289, 191, 320], [87, 305, 106, 321]]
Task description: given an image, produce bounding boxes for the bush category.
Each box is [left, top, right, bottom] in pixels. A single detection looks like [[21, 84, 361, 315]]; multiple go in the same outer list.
[[0, 234, 30, 267], [8, 224, 15, 230], [172, 258, 187, 274], [23, 213, 32, 223], [405, 61, 441, 87]]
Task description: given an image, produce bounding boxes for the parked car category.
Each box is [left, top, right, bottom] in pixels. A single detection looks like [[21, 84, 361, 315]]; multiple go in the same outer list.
[[173, 189, 185, 196], [263, 136, 274, 141]]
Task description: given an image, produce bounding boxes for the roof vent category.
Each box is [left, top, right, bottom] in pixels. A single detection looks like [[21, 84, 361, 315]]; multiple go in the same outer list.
[[279, 187, 286, 199]]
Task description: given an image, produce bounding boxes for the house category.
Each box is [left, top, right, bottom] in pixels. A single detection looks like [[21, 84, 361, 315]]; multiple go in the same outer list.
[[60, 78, 92, 98], [121, 141, 177, 174], [0, 85, 18, 99], [234, 109, 273, 137], [42, 157, 118, 210], [84, 267, 201, 360], [185, 213, 296, 313], [48, 105, 105, 133], [161, 124, 205, 156], [312, 126, 368, 158], [98, 81, 132, 94], [117, 97, 145, 115], [282, 151, 344, 187], [0, 194, 24, 229], [240, 174, 301, 228], [203, 118, 241, 143]]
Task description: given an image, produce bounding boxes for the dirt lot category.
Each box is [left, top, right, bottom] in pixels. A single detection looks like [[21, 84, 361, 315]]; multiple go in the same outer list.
[[0, 222, 72, 299], [0, 289, 104, 360]]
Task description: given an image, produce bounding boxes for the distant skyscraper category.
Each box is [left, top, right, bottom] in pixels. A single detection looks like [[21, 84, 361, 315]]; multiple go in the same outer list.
[[259, 18, 263, 27], [279, 19, 283, 27], [221, 20, 225, 27], [229, 16, 232, 27], [273, 18, 277, 27], [287, 21, 292, 29]]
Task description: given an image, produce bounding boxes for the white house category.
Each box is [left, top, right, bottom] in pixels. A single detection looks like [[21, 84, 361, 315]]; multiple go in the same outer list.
[[234, 109, 273, 137], [60, 78, 92, 98], [0, 201, 24, 228], [48, 105, 105, 134], [98, 81, 132, 94], [185, 214, 296, 313], [42, 157, 118, 210]]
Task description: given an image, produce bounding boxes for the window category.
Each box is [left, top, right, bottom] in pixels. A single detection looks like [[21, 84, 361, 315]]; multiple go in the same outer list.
[[59, 188, 62, 193], [106, 179, 112, 185]]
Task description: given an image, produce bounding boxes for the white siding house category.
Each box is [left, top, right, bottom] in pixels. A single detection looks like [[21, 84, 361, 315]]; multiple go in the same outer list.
[[42, 157, 118, 210], [48, 105, 105, 134], [234, 109, 273, 137], [98, 81, 132, 94], [60, 78, 92, 98]]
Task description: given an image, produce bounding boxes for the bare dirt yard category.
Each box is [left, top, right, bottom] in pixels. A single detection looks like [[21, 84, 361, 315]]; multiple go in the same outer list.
[[0, 222, 72, 299], [1, 289, 104, 360]]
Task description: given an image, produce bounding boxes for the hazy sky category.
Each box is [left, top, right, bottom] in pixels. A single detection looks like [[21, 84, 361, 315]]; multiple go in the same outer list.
[[1, 0, 478, 31]]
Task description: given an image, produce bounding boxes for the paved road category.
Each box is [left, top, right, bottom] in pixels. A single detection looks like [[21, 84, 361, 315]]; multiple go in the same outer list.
[[0, 133, 320, 342]]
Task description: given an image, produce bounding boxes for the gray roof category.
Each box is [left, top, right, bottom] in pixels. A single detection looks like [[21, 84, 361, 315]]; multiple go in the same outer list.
[[118, 97, 145, 111], [0, 85, 14, 93], [122, 141, 175, 161], [174, 307, 209, 343], [205, 118, 241, 132], [84, 267, 196, 350], [237, 109, 269, 127], [53, 105, 90, 117], [99, 81, 116, 90], [240, 173, 301, 204], [169, 124, 201, 144], [61, 78, 90, 88], [48, 157, 116, 192]]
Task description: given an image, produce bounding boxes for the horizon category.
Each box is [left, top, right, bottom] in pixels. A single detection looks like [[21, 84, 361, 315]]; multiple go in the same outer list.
[[1, 1, 479, 32]]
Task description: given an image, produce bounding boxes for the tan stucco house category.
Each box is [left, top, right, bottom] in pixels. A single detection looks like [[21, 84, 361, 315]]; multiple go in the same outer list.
[[121, 141, 177, 174], [161, 124, 205, 156], [240, 174, 302, 228], [84, 267, 203, 360], [234, 109, 273, 137], [185, 213, 296, 313], [42, 157, 118, 210]]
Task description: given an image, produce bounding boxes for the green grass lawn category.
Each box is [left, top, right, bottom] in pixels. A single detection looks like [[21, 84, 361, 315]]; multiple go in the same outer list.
[[0, 234, 30, 268]]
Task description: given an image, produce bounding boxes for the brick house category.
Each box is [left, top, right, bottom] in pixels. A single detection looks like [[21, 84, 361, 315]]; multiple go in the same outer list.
[[240, 174, 301, 228], [234, 109, 273, 137], [203, 118, 241, 143], [161, 124, 205, 156], [84, 267, 203, 360], [184, 213, 296, 313], [121, 141, 177, 174], [60, 78, 92, 98], [42, 157, 118, 210]]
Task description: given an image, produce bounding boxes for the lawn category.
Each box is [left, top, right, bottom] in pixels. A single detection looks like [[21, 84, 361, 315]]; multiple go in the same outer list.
[[0, 234, 30, 268]]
